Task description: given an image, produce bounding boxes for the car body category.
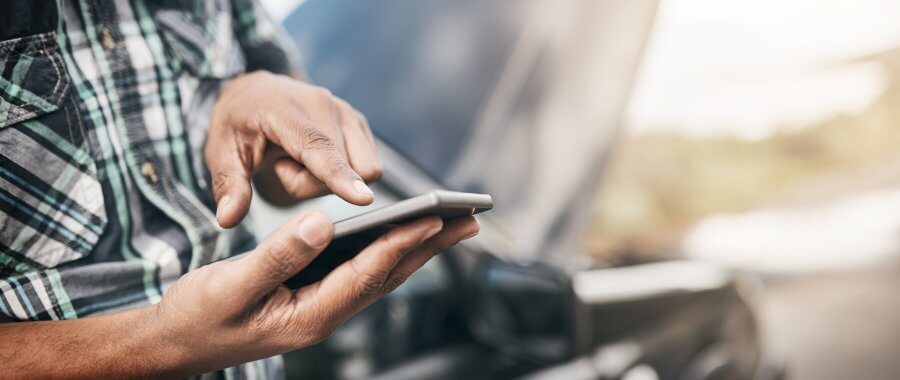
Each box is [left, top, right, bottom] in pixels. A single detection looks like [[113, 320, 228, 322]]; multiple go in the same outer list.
[[255, 1, 785, 379]]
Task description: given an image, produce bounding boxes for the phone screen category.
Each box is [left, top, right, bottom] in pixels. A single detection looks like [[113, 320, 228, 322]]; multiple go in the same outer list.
[[283, 224, 393, 289]]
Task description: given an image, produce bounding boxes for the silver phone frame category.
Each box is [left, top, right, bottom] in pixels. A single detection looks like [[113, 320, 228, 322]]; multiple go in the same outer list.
[[333, 190, 493, 238]]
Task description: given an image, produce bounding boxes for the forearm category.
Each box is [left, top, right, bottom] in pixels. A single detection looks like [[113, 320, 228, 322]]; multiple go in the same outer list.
[[0, 306, 191, 379]]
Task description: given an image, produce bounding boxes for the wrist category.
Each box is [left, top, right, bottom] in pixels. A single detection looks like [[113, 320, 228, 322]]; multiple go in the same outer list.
[[141, 303, 246, 377], [130, 304, 196, 378]]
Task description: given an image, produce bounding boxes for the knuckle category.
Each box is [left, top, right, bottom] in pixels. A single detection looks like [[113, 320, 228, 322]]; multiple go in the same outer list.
[[286, 181, 306, 198], [289, 181, 324, 199], [211, 170, 231, 189], [381, 231, 404, 250], [247, 314, 292, 347], [357, 271, 384, 296], [351, 108, 369, 126], [327, 155, 353, 178], [350, 262, 385, 296], [314, 88, 334, 108], [358, 163, 383, 182], [384, 273, 411, 294], [383, 229, 417, 251], [198, 277, 224, 302], [285, 171, 307, 196], [248, 109, 271, 132], [300, 127, 336, 152], [430, 242, 453, 257], [332, 95, 351, 110], [338, 103, 357, 121], [296, 312, 338, 345], [246, 310, 272, 333], [316, 87, 332, 99], [210, 170, 238, 198], [261, 241, 302, 280]]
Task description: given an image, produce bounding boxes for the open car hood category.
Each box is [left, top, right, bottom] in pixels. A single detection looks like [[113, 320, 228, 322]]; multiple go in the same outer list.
[[282, 0, 658, 263]]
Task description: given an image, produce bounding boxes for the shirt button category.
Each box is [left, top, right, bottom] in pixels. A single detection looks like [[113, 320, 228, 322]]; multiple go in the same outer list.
[[100, 27, 115, 51], [140, 162, 159, 184]]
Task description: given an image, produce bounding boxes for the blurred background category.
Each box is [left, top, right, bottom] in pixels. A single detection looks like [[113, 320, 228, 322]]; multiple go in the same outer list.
[[252, 0, 900, 379], [590, 1, 900, 378]]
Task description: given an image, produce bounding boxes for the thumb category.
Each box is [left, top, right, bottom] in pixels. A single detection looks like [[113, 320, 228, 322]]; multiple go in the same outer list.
[[233, 211, 333, 306], [206, 141, 254, 229]]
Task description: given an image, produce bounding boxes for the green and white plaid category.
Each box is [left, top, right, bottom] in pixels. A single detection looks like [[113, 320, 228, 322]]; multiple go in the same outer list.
[[0, 0, 297, 377]]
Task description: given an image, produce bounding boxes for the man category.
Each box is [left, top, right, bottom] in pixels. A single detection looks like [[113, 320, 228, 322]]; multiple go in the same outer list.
[[0, 0, 479, 377]]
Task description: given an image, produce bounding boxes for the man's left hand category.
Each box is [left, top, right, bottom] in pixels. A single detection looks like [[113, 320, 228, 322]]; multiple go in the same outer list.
[[206, 71, 383, 228]]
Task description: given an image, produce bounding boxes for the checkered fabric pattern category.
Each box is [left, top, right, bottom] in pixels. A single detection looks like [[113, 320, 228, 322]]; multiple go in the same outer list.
[[0, 1, 298, 377]]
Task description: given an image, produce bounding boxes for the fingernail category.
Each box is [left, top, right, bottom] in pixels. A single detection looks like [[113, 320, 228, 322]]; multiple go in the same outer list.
[[216, 196, 232, 220], [354, 180, 374, 198], [297, 214, 330, 248]]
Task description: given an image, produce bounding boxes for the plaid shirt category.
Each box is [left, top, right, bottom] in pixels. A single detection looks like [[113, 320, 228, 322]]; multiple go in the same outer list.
[[0, 0, 298, 377]]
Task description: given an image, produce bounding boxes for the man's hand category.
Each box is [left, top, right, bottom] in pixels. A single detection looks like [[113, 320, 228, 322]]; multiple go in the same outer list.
[[0, 211, 479, 378], [207, 71, 383, 228], [154, 211, 479, 376]]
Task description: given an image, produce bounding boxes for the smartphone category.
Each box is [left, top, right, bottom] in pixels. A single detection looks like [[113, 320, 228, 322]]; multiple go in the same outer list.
[[247, 191, 492, 289], [332, 190, 493, 238], [281, 190, 492, 288]]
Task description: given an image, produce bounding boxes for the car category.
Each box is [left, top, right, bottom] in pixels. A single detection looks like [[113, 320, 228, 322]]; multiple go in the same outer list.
[[255, 1, 785, 378]]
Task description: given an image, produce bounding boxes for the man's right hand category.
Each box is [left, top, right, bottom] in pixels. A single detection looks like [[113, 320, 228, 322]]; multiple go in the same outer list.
[[153, 211, 479, 376]]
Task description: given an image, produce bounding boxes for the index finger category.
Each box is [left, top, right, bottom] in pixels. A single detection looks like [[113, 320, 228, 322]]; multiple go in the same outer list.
[[267, 110, 375, 206]]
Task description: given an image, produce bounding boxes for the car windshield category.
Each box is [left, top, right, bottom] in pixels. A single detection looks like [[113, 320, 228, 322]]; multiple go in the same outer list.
[[282, 0, 526, 182], [282, 0, 657, 261]]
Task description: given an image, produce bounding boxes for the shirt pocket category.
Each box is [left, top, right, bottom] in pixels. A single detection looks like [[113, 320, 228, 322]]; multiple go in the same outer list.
[[153, 1, 246, 79], [0, 32, 69, 128], [0, 31, 108, 276]]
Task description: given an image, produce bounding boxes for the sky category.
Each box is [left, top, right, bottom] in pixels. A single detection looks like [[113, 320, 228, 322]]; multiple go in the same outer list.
[[625, 0, 900, 139]]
